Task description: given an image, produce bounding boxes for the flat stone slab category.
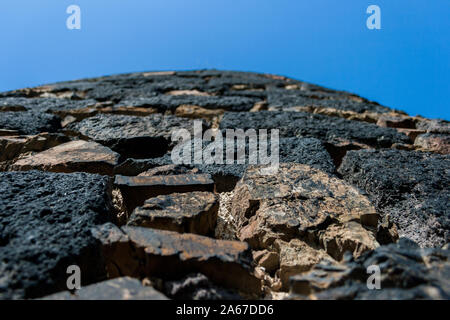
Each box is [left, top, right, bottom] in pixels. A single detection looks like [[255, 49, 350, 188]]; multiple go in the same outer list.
[[113, 137, 335, 192], [42, 277, 168, 300], [94, 225, 261, 294], [0, 97, 98, 113], [114, 174, 215, 213], [0, 133, 69, 162], [197, 137, 336, 191], [220, 111, 410, 148], [164, 273, 242, 300], [128, 191, 219, 235], [267, 87, 393, 114], [11, 140, 120, 175], [289, 238, 450, 299], [0, 171, 112, 299], [416, 118, 450, 134], [0, 111, 61, 135], [117, 95, 261, 112], [339, 149, 450, 247]]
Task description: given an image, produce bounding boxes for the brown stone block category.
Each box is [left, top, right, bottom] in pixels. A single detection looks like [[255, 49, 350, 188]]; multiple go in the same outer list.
[[114, 174, 215, 213], [128, 191, 219, 235]]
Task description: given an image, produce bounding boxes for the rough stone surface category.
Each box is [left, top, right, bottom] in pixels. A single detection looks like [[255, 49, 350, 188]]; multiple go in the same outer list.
[[90, 223, 138, 279], [289, 239, 449, 300], [164, 273, 242, 300], [0, 133, 70, 162], [197, 137, 336, 191], [0, 70, 448, 300], [114, 174, 215, 214], [266, 87, 393, 114], [113, 137, 335, 192], [0, 97, 98, 113], [42, 277, 168, 300], [128, 192, 219, 235], [339, 149, 449, 247], [67, 114, 203, 158], [220, 111, 410, 149], [138, 164, 200, 177], [117, 226, 262, 294], [414, 133, 450, 154], [0, 111, 61, 135], [230, 163, 379, 290], [0, 171, 113, 299], [416, 118, 450, 134], [11, 140, 120, 175]]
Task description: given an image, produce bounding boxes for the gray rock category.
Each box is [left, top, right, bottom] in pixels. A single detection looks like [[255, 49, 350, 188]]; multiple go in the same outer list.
[[0, 111, 61, 135], [128, 191, 219, 236], [113, 137, 335, 192], [0, 97, 98, 113], [0, 171, 113, 299], [220, 111, 410, 148], [164, 273, 241, 300], [267, 88, 392, 114], [289, 238, 450, 300], [67, 114, 203, 159], [338, 149, 450, 247]]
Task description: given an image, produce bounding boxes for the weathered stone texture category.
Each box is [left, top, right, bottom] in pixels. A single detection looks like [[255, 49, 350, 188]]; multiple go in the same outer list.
[[290, 239, 449, 299], [0, 133, 70, 162], [339, 149, 450, 247], [42, 277, 168, 300], [99, 226, 262, 294], [164, 273, 242, 300], [0, 111, 61, 135], [230, 163, 379, 290], [0, 70, 448, 300], [11, 140, 120, 175], [128, 192, 218, 235], [114, 174, 215, 213], [220, 111, 411, 148], [0, 171, 113, 299], [67, 114, 204, 158]]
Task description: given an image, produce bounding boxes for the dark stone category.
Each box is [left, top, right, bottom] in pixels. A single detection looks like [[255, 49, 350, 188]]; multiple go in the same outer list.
[[11, 140, 120, 175], [115, 95, 260, 112], [0, 171, 113, 299], [128, 192, 219, 235], [67, 114, 203, 159], [114, 174, 215, 213], [113, 137, 335, 192], [416, 118, 450, 134], [164, 273, 241, 300], [266, 88, 393, 114], [338, 149, 450, 247], [118, 226, 262, 294], [0, 133, 70, 162], [113, 155, 173, 176], [0, 111, 61, 135], [0, 97, 98, 113], [42, 277, 168, 300], [220, 111, 410, 148], [197, 137, 335, 191], [0, 69, 447, 300], [230, 163, 378, 288], [289, 238, 450, 300]]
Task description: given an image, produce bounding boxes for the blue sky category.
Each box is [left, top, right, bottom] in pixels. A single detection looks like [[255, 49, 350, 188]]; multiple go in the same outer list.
[[1, 1, 448, 119]]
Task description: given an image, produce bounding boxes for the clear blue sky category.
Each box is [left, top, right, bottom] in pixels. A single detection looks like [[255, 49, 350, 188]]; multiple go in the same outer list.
[[1, 0, 448, 119]]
